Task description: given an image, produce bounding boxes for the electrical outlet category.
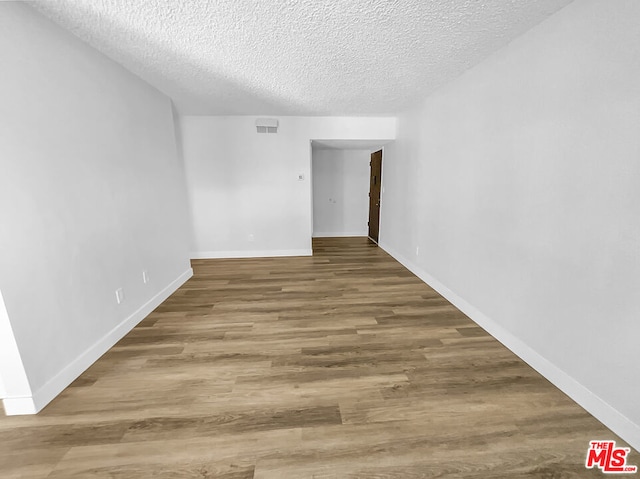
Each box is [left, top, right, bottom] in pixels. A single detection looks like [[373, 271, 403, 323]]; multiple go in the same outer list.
[[142, 270, 149, 284], [416, 246, 420, 256], [248, 234, 255, 242], [115, 288, 124, 304]]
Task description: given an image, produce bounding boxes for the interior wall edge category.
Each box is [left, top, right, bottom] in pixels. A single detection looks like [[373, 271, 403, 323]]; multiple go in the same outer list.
[[0, 290, 32, 400], [378, 240, 640, 453], [2, 268, 193, 416]]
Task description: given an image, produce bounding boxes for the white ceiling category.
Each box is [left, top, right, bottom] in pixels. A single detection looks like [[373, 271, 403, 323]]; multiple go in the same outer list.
[[31, 0, 573, 116]]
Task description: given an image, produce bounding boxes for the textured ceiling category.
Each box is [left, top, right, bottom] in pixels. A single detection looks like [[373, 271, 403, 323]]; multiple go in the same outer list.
[[31, 0, 573, 116]]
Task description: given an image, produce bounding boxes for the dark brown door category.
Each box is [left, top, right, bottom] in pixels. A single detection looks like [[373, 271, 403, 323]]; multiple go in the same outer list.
[[368, 150, 382, 243]]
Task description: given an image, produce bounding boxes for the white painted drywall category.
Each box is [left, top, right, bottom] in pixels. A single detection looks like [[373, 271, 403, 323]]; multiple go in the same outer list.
[[180, 116, 395, 258], [312, 149, 371, 237], [380, 0, 640, 449], [0, 4, 192, 412]]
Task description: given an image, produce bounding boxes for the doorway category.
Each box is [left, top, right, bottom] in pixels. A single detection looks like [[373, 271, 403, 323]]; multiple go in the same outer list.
[[368, 149, 383, 243]]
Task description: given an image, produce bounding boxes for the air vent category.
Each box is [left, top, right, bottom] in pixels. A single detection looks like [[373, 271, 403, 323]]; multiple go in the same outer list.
[[256, 126, 278, 134], [256, 118, 278, 134]]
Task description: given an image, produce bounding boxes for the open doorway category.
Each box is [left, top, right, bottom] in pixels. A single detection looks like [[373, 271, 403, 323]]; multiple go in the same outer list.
[[309, 140, 390, 253]]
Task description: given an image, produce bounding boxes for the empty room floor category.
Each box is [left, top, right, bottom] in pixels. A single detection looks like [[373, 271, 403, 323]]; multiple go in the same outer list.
[[0, 237, 635, 478]]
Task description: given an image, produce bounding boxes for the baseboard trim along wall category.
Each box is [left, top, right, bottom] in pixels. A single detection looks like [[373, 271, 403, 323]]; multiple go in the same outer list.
[[378, 241, 640, 452], [191, 249, 312, 259], [2, 396, 37, 416], [2, 268, 194, 416], [312, 232, 368, 238]]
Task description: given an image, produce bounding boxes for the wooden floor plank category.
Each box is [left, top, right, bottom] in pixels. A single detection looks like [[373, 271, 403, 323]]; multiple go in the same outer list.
[[0, 237, 635, 478]]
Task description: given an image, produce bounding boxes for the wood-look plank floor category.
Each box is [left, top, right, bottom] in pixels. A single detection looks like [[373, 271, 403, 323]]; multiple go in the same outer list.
[[1, 237, 636, 478]]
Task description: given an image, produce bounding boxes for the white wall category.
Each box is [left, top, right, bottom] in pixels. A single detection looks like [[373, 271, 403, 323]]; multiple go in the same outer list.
[[312, 149, 371, 237], [181, 116, 395, 258], [0, 289, 32, 404], [0, 4, 193, 414], [381, 0, 640, 449]]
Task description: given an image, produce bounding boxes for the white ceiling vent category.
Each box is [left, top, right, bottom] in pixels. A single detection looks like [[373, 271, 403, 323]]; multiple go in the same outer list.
[[256, 118, 278, 134]]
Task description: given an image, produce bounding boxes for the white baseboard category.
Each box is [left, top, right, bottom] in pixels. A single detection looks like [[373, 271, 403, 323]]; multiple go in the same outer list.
[[379, 241, 640, 452], [312, 232, 368, 238], [2, 396, 37, 415], [191, 249, 312, 259], [2, 268, 193, 416]]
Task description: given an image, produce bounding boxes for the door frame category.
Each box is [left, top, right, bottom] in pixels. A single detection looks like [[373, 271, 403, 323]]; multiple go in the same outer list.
[[307, 142, 386, 251], [368, 148, 384, 244]]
